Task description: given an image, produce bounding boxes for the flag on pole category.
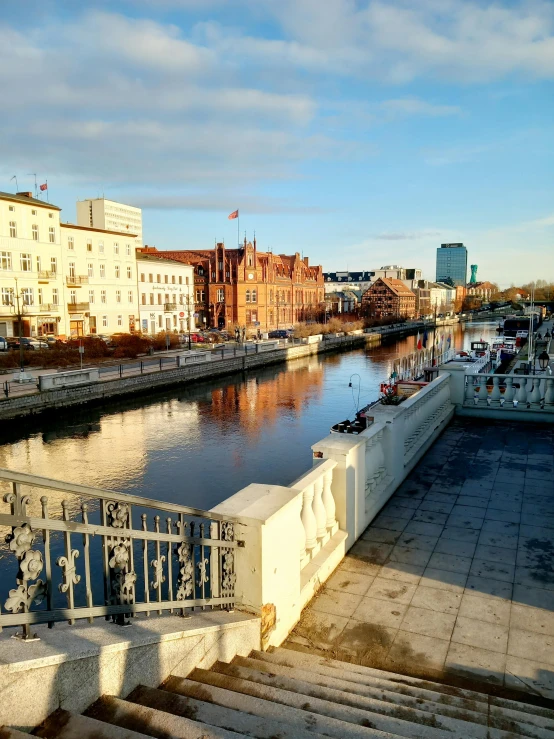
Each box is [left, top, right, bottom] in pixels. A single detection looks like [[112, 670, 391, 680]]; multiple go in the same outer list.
[[228, 209, 238, 220], [422, 328, 428, 348], [39, 183, 48, 191], [447, 333, 452, 348], [416, 332, 422, 350]]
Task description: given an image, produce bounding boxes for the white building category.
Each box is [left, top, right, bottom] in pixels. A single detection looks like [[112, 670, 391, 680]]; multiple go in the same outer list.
[[0, 190, 67, 338], [137, 251, 194, 335], [430, 282, 456, 311], [76, 198, 143, 247], [61, 223, 139, 337]]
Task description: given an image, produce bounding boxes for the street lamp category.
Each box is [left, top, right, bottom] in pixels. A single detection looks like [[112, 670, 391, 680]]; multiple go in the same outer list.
[[539, 351, 550, 371], [9, 278, 28, 378]]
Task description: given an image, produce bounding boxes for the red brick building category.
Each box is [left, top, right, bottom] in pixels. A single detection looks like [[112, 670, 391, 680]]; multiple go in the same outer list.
[[138, 240, 324, 330], [361, 277, 416, 319]]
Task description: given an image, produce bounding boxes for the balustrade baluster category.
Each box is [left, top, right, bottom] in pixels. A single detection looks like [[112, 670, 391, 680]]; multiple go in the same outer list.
[[81, 502, 94, 624], [321, 468, 336, 531], [101, 500, 111, 620], [166, 517, 174, 613], [545, 377, 554, 407], [312, 475, 327, 541], [58, 500, 79, 625], [465, 375, 476, 403], [301, 484, 317, 554], [504, 376, 515, 405], [209, 522, 220, 602], [516, 378, 528, 406], [490, 376, 501, 406], [530, 377, 542, 407], [477, 376, 489, 405], [152, 516, 163, 615]]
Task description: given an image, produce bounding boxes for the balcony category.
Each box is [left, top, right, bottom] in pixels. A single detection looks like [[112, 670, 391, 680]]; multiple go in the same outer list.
[[38, 271, 57, 282], [39, 303, 56, 312], [67, 302, 90, 313], [164, 302, 178, 312], [66, 275, 89, 286]]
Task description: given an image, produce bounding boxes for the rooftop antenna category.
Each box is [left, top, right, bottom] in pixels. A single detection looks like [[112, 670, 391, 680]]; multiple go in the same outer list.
[[10, 175, 18, 192], [27, 174, 38, 199]]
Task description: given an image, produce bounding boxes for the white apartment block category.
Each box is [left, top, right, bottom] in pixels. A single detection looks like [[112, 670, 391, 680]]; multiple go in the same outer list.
[[76, 198, 143, 246], [0, 191, 66, 338], [137, 252, 194, 335], [0, 190, 140, 338], [61, 223, 138, 337]]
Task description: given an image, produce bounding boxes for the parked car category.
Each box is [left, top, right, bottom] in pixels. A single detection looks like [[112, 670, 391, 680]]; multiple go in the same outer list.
[[13, 337, 49, 350], [189, 333, 205, 343], [268, 329, 292, 339], [0, 337, 8, 352]]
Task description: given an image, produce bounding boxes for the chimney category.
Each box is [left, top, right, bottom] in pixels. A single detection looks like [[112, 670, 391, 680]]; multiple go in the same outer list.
[[304, 257, 309, 266], [17, 192, 33, 199]]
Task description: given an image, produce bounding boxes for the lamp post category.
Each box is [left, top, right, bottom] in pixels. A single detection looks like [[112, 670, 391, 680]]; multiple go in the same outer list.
[[539, 350, 550, 372], [10, 278, 32, 382]]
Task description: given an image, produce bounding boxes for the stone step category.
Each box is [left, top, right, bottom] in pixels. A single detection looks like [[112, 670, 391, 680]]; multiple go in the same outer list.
[[234, 654, 488, 726], [126, 684, 329, 739], [275, 646, 554, 733], [164, 675, 402, 738], [34, 709, 150, 739], [84, 696, 247, 739], [186, 666, 486, 739]]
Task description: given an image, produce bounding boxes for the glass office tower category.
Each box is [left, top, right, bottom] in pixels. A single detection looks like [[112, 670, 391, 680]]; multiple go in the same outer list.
[[436, 243, 468, 286]]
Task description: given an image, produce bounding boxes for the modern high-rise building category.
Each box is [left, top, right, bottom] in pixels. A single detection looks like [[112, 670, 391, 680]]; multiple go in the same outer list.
[[436, 243, 467, 286], [76, 198, 143, 246]]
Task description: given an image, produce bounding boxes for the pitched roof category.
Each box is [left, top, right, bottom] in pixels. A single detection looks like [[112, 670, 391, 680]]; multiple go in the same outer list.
[[0, 190, 61, 211], [323, 271, 373, 283], [378, 278, 416, 297]]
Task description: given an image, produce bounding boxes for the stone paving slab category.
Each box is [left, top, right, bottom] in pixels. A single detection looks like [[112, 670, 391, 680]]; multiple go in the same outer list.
[[290, 418, 554, 700]]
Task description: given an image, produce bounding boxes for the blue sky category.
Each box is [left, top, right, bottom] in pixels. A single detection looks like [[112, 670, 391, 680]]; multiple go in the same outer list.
[[1, 0, 553, 286]]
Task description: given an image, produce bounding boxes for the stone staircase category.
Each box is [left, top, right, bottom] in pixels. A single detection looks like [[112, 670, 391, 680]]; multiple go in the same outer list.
[[5, 646, 554, 739]]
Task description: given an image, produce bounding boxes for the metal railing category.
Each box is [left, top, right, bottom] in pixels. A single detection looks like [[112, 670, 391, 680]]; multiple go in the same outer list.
[[164, 303, 178, 312], [38, 271, 57, 281], [0, 469, 239, 640], [66, 275, 89, 286], [39, 303, 55, 312]]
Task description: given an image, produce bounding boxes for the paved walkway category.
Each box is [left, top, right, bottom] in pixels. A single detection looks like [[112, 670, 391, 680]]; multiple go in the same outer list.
[[290, 417, 554, 699]]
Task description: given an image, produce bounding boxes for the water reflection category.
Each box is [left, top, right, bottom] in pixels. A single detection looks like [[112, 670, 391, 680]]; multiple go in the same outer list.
[[0, 321, 498, 510]]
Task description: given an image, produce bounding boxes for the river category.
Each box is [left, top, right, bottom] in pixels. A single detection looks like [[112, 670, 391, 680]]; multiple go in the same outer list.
[[0, 321, 499, 510]]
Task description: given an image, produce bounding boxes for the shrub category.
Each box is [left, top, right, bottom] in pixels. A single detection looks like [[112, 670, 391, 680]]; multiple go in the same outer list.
[[110, 333, 152, 359], [151, 332, 180, 351]]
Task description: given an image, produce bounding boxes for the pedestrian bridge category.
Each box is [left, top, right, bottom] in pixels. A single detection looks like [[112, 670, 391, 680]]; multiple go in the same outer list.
[[2, 363, 554, 732]]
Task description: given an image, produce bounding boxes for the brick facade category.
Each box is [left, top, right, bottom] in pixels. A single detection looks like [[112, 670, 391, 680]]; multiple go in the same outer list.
[[361, 277, 416, 319]]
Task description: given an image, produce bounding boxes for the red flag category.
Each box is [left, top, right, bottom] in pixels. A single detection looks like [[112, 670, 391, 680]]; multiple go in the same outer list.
[[417, 332, 422, 350], [228, 209, 238, 220], [39, 183, 47, 191]]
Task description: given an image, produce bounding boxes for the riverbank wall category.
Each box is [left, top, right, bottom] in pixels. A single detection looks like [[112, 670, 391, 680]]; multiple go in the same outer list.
[[0, 332, 374, 421]]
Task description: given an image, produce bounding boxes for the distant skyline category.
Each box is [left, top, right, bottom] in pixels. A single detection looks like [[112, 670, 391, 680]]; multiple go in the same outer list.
[[1, 0, 553, 287]]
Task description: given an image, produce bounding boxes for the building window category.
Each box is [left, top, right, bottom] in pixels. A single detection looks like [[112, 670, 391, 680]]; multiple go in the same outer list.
[[38, 288, 44, 305], [126, 244, 131, 256], [32, 224, 39, 241], [99, 242, 104, 253], [9, 221, 17, 238], [0, 252, 12, 270], [116, 290, 121, 303], [158, 315, 163, 328], [31, 209, 37, 215], [100, 264, 106, 278], [117, 315, 122, 326], [172, 275, 176, 284], [157, 274, 161, 283], [22, 288, 33, 306], [101, 290, 106, 304], [128, 290, 133, 303], [246, 290, 251, 303], [48, 213, 53, 218], [67, 235, 73, 249], [87, 263, 94, 277], [251, 289, 257, 303], [102, 315, 108, 328], [20, 253, 32, 271], [126, 266, 132, 279], [69, 289, 77, 304], [140, 273, 145, 282], [157, 293, 162, 305], [86, 240, 93, 252], [1, 288, 13, 306], [217, 288, 224, 302], [115, 265, 120, 278], [36, 256, 41, 272], [178, 276, 182, 285], [114, 242, 119, 255], [150, 293, 154, 304], [89, 290, 95, 304], [68, 262, 76, 278], [52, 289, 58, 306], [195, 290, 205, 302], [247, 255, 253, 267], [149, 273, 153, 282], [164, 275, 169, 284], [8, 205, 14, 212], [141, 293, 147, 305], [218, 261, 223, 271]]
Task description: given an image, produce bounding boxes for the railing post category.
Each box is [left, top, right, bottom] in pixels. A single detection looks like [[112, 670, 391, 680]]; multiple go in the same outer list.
[[490, 375, 501, 406], [321, 467, 336, 531], [530, 377, 542, 408], [465, 374, 475, 403], [119, 364, 123, 378], [477, 375, 489, 405], [140, 361, 143, 374], [504, 376, 515, 405], [516, 378, 528, 406], [159, 357, 162, 371]]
